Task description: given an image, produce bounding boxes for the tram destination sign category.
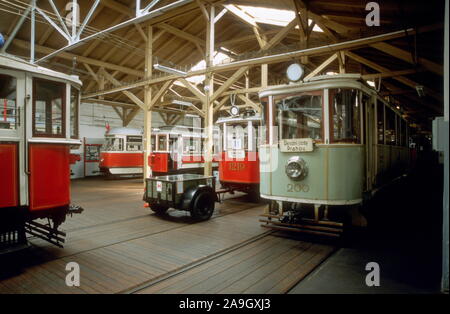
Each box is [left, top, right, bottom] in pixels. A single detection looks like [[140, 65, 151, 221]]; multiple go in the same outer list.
[[280, 138, 314, 152]]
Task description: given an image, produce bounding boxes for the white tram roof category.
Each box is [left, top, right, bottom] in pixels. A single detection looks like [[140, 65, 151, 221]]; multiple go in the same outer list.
[[216, 114, 262, 124], [0, 53, 82, 87], [258, 74, 375, 98], [107, 127, 143, 136], [258, 73, 405, 119]]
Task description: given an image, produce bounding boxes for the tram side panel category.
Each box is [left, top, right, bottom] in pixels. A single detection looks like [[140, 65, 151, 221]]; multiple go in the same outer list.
[[219, 151, 260, 187], [100, 151, 143, 175], [28, 144, 70, 211], [0, 142, 19, 208]]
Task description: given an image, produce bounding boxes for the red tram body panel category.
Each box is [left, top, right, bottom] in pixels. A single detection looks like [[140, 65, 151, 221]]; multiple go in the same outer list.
[[0, 143, 18, 208], [29, 144, 71, 211], [100, 152, 143, 169], [219, 151, 260, 185], [148, 152, 169, 173]]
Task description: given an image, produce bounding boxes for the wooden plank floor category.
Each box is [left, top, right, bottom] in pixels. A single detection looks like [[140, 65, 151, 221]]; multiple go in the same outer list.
[[0, 177, 335, 294]]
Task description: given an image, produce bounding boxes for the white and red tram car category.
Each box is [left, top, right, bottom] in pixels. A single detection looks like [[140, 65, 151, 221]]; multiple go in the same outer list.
[[148, 126, 220, 175], [0, 53, 82, 250], [216, 111, 261, 194], [99, 127, 144, 177]]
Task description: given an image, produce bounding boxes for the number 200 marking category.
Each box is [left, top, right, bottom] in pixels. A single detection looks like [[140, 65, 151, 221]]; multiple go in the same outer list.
[[287, 183, 310, 193]]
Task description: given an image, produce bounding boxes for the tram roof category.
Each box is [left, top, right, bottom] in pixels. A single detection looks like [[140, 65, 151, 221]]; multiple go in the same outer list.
[[107, 127, 143, 136], [0, 53, 82, 87]]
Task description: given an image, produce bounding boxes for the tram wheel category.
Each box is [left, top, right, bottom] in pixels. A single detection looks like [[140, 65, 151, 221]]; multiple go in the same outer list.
[[191, 192, 215, 221], [149, 204, 169, 215]]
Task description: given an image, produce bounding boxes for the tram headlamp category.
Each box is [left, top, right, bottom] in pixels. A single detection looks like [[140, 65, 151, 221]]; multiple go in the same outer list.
[[285, 156, 308, 181]]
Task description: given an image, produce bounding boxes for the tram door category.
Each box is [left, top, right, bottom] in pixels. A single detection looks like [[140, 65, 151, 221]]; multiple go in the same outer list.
[[0, 70, 25, 209], [364, 94, 375, 191]]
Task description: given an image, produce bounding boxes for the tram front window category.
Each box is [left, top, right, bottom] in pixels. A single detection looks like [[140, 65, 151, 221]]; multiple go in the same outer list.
[[0, 74, 17, 130], [33, 79, 65, 137], [104, 137, 124, 151], [275, 93, 323, 142], [330, 89, 361, 143], [226, 123, 249, 151]]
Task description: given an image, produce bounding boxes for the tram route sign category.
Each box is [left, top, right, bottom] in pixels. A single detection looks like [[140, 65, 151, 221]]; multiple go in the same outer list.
[[280, 138, 314, 152]]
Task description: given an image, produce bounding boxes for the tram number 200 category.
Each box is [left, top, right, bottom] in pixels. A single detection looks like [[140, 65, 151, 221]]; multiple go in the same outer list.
[[287, 183, 310, 193]]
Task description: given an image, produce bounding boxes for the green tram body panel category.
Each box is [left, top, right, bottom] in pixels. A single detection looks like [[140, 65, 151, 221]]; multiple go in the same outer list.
[[260, 144, 364, 204]]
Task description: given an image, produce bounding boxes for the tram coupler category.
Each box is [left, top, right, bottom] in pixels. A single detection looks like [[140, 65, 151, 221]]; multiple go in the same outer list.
[[67, 204, 84, 216]]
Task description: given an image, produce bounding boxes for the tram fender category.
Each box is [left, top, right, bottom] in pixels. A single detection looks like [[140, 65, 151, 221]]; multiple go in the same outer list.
[[179, 185, 217, 211]]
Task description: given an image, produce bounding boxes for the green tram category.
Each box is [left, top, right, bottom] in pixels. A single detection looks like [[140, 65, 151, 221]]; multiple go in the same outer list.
[[258, 74, 411, 236]]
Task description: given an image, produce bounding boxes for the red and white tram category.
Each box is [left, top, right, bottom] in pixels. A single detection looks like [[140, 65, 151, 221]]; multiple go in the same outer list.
[[0, 53, 83, 250], [99, 127, 143, 177], [216, 110, 261, 195], [149, 126, 220, 175]]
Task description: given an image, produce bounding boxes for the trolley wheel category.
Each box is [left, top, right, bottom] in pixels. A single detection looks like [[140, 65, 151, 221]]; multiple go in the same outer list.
[[191, 191, 215, 221], [149, 204, 169, 215]]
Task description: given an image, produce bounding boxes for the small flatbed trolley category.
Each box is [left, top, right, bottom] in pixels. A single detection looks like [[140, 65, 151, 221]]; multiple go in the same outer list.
[[1, 53, 83, 252], [143, 174, 217, 221]]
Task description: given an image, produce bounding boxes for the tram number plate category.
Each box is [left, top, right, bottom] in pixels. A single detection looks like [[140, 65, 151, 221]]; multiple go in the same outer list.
[[280, 138, 313, 152], [287, 183, 310, 193], [156, 181, 163, 192], [227, 150, 245, 159]]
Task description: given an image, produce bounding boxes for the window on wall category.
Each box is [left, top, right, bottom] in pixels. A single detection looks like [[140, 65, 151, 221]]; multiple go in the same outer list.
[[385, 108, 397, 145], [0, 74, 18, 130], [275, 92, 323, 142], [70, 86, 79, 139], [377, 103, 385, 144], [330, 89, 361, 143], [33, 78, 65, 137]]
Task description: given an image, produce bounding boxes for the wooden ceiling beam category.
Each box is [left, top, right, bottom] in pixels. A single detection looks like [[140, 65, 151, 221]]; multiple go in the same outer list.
[[11, 37, 144, 77], [370, 42, 443, 76]]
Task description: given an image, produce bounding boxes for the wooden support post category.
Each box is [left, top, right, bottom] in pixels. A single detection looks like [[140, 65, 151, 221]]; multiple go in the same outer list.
[[204, 4, 215, 176], [261, 64, 268, 87], [143, 26, 153, 181]]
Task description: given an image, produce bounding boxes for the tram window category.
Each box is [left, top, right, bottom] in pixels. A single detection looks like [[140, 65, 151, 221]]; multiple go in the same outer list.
[[183, 137, 201, 154], [260, 98, 269, 144], [226, 123, 248, 151], [330, 89, 361, 143], [126, 136, 142, 151], [157, 135, 168, 151], [275, 93, 322, 142], [33, 78, 65, 137], [0, 74, 17, 130], [104, 137, 124, 151], [151, 135, 156, 151], [385, 108, 396, 145], [377, 103, 385, 144], [70, 86, 79, 139]]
